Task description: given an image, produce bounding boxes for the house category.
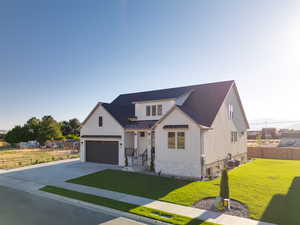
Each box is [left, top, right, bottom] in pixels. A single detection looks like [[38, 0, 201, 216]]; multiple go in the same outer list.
[[279, 132, 300, 147], [80, 80, 249, 178]]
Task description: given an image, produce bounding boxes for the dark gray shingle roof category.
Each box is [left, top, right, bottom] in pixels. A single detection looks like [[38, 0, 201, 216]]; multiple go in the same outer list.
[[103, 80, 235, 128]]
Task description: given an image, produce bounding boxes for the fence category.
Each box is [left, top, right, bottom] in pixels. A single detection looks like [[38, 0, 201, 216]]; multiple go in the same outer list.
[[248, 147, 300, 160]]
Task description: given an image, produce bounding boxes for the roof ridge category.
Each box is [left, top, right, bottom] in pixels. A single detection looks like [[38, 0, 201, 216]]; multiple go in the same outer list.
[[115, 80, 234, 97]]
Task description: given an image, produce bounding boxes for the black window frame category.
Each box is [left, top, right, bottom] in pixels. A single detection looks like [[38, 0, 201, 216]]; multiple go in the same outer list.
[[99, 116, 103, 127], [157, 104, 163, 116], [146, 105, 151, 116], [152, 105, 157, 116], [168, 132, 176, 149]]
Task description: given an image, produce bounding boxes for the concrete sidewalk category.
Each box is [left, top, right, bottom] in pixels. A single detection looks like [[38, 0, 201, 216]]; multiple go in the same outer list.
[[51, 181, 275, 225]]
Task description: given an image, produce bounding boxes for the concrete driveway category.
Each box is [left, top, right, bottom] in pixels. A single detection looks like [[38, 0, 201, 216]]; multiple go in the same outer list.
[[0, 159, 117, 189]]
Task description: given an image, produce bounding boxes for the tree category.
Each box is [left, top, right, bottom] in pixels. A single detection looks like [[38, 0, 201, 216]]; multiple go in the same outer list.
[[220, 168, 230, 200], [37, 116, 62, 145], [69, 118, 80, 136], [4, 126, 29, 144], [5, 115, 78, 145], [60, 118, 80, 136], [25, 117, 41, 141]]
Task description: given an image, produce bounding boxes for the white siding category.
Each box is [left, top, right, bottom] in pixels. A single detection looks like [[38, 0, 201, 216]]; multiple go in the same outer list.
[[135, 100, 175, 120], [80, 104, 125, 166], [155, 108, 202, 178], [203, 87, 248, 165]]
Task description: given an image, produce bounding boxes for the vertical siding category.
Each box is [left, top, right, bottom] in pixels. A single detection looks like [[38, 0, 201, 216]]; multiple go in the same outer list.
[[155, 108, 202, 177], [203, 87, 248, 165]]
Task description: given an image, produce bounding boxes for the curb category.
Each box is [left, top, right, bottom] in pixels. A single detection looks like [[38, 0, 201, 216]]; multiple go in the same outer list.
[[30, 188, 171, 225]]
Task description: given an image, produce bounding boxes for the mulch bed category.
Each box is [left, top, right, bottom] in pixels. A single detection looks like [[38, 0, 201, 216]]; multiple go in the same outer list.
[[193, 197, 248, 218]]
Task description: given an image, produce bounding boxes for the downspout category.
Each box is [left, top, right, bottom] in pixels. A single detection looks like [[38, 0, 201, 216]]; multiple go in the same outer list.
[[200, 131, 205, 178]]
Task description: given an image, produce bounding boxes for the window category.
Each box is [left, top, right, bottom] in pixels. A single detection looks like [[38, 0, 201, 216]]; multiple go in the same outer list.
[[177, 132, 185, 149], [146, 104, 162, 117], [140, 132, 145, 137], [146, 105, 151, 116], [231, 131, 238, 143], [168, 131, 185, 149], [168, 132, 176, 149], [228, 104, 234, 120], [152, 105, 157, 116], [157, 104, 163, 115], [98, 116, 103, 127]]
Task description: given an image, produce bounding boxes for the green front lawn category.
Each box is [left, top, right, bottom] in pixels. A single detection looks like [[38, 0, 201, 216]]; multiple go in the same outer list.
[[41, 186, 216, 225], [68, 159, 300, 225]]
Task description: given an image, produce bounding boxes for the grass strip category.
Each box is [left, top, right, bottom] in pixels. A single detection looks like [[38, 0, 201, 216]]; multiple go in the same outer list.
[[41, 185, 217, 225]]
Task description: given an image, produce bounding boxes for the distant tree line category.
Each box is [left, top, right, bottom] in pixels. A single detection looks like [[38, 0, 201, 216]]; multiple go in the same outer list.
[[0, 133, 5, 140], [4, 116, 80, 145]]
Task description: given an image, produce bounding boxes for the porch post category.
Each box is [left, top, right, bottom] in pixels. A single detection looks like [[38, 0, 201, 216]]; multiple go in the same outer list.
[[134, 131, 138, 152], [146, 131, 152, 165]]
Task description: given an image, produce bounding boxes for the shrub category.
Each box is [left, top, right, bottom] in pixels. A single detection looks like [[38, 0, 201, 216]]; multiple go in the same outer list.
[[220, 168, 230, 200]]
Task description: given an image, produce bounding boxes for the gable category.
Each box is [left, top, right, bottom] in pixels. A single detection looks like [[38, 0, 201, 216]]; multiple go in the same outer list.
[[219, 84, 249, 130], [179, 81, 234, 127], [81, 104, 123, 135]]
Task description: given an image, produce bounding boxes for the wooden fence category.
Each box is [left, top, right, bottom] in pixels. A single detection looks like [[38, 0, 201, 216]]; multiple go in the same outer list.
[[248, 147, 300, 160]]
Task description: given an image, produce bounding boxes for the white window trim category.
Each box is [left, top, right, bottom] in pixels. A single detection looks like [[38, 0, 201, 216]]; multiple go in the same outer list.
[[167, 130, 186, 150], [146, 104, 163, 117]]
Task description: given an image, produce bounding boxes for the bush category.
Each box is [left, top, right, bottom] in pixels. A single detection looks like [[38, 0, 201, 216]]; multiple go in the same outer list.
[[220, 168, 230, 200], [65, 134, 80, 141]]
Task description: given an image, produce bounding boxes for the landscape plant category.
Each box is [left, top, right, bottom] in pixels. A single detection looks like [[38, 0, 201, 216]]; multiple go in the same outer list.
[[219, 168, 230, 208]]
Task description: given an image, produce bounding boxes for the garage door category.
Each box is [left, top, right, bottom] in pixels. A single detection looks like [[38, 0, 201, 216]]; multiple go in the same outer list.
[[86, 141, 119, 164]]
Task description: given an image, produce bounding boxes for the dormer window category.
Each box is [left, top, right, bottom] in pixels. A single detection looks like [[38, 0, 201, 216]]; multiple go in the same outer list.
[[146, 105, 151, 116], [145, 104, 163, 117], [157, 104, 162, 115], [152, 105, 157, 116]]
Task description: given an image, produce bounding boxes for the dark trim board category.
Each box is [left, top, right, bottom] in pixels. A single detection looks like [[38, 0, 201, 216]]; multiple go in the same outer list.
[[163, 125, 189, 129], [81, 135, 122, 139]]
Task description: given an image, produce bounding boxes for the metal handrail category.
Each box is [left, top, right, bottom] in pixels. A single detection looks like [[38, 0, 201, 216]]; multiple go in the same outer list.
[[125, 147, 137, 157], [141, 149, 148, 166]]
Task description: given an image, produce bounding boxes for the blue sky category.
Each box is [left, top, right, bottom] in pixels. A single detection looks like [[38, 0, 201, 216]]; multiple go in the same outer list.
[[1, 0, 300, 130]]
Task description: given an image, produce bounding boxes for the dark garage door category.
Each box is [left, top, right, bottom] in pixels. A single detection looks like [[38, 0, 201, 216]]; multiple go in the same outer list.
[[86, 141, 119, 164]]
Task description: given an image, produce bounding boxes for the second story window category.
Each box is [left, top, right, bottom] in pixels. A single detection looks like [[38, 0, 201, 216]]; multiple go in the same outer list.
[[99, 116, 103, 127], [152, 105, 157, 116], [146, 105, 151, 116], [157, 104, 162, 115], [231, 131, 237, 143], [228, 104, 234, 120], [146, 104, 162, 117]]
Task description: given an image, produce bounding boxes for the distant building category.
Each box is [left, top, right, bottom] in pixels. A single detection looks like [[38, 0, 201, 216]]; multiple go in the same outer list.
[[247, 130, 261, 140], [262, 128, 278, 139], [279, 132, 300, 147], [0, 130, 7, 134]]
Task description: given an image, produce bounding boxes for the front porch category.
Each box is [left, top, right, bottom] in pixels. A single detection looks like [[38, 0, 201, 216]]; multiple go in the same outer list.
[[124, 130, 155, 170]]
